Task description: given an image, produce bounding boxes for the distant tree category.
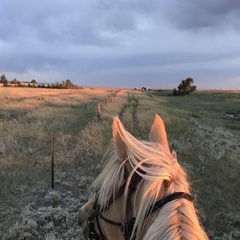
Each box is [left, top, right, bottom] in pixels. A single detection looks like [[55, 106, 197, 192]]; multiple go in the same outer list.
[[54, 81, 60, 88], [191, 85, 197, 92], [31, 79, 37, 84], [61, 80, 66, 88], [175, 77, 196, 95], [0, 74, 8, 86], [66, 79, 71, 88], [65, 79, 75, 88], [172, 88, 177, 96], [10, 78, 17, 84]]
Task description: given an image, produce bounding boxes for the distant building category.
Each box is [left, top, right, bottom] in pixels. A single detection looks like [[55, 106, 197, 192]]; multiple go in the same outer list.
[[38, 82, 50, 87]]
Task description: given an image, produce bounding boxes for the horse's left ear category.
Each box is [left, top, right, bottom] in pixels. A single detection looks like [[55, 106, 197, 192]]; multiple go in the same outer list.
[[112, 117, 128, 162], [149, 114, 172, 158]]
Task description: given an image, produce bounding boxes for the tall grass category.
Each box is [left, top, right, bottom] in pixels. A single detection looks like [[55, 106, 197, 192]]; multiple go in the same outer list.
[[1, 88, 239, 239], [0, 87, 122, 198]]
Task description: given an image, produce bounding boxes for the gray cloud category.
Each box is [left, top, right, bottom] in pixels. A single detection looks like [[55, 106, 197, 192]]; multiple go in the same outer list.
[[164, 0, 240, 30], [0, 0, 239, 89]]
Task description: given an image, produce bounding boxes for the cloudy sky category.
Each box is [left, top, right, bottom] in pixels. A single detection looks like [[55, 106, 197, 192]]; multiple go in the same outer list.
[[0, 0, 240, 89]]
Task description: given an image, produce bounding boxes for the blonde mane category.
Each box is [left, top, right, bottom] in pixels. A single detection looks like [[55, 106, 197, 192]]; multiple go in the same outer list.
[[90, 116, 208, 240], [91, 141, 126, 207]]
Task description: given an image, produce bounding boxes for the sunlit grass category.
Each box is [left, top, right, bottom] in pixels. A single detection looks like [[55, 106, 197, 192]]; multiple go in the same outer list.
[[0, 88, 239, 239], [0, 87, 121, 197]]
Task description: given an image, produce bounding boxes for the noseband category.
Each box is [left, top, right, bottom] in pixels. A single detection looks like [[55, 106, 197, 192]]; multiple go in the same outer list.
[[87, 170, 194, 240]]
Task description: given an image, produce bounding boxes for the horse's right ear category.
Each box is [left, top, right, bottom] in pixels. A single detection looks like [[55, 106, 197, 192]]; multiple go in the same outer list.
[[112, 117, 128, 162], [149, 114, 172, 158]]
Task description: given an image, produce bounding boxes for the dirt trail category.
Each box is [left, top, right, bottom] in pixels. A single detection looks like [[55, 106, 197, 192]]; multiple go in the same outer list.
[[119, 93, 140, 135]]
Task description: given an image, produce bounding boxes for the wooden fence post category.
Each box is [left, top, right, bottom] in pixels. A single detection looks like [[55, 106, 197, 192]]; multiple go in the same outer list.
[[97, 103, 102, 121], [105, 96, 108, 106], [51, 131, 55, 189], [84, 95, 87, 109]]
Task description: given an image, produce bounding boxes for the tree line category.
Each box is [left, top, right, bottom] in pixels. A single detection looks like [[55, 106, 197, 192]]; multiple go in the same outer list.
[[1, 73, 197, 93], [0, 74, 79, 89]]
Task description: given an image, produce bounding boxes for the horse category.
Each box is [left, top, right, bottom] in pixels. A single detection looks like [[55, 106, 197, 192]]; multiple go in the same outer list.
[[78, 114, 209, 240]]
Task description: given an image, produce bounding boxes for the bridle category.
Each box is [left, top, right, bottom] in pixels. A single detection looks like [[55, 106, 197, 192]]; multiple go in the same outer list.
[[86, 170, 194, 240], [87, 169, 143, 240]]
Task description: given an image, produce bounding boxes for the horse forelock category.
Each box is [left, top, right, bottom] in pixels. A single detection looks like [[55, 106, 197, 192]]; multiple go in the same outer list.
[[120, 134, 208, 240], [121, 137, 192, 239], [90, 141, 126, 209]]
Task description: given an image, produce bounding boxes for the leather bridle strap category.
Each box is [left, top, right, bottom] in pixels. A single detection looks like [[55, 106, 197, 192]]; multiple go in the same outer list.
[[87, 170, 145, 240], [89, 173, 195, 240], [95, 215, 106, 240], [104, 168, 145, 210], [98, 213, 123, 227], [145, 191, 194, 218], [125, 192, 194, 238]]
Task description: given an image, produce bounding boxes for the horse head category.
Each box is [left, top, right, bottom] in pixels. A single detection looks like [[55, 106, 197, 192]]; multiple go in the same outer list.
[[78, 115, 208, 240]]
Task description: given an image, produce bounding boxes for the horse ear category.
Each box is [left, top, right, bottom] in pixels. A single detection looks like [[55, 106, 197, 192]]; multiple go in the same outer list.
[[149, 114, 172, 158], [112, 117, 128, 162]]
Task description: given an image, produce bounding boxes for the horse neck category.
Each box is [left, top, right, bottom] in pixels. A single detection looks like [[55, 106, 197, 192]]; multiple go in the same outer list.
[[142, 199, 209, 240], [146, 167, 208, 239], [132, 163, 208, 240]]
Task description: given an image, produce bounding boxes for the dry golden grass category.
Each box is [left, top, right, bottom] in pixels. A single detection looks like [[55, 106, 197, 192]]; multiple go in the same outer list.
[[0, 87, 123, 196], [0, 87, 121, 110]]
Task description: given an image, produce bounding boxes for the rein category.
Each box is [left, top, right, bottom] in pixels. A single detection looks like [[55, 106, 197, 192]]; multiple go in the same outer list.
[[87, 171, 194, 240]]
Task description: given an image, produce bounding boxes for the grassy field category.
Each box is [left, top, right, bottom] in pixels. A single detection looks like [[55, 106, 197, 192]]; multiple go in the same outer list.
[[0, 87, 239, 239]]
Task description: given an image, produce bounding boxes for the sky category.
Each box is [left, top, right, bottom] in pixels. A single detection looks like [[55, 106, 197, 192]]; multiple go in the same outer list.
[[0, 0, 240, 89]]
